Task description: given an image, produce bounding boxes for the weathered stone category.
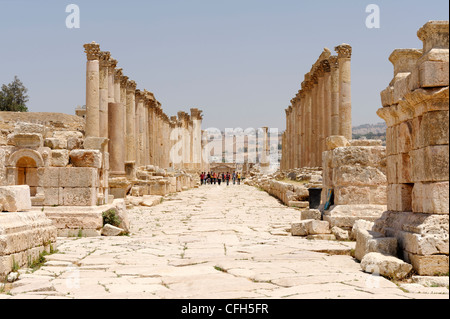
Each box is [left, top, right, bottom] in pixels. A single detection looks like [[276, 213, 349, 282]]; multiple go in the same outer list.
[[326, 136, 350, 150], [44, 138, 67, 150], [331, 226, 349, 241], [7, 133, 43, 148], [62, 187, 98, 206], [361, 252, 413, 280], [69, 150, 102, 168], [353, 220, 398, 261], [288, 201, 309, 209], [101, 224, 125, 236], [50, 149, 69, 167], [300, 209, 321, 221], [0, 185, 32, 212], [59, 167, 99, 188]]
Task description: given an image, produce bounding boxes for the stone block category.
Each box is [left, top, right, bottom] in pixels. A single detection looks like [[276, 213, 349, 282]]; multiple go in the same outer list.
[[37, 187, 63, 206], [59, 167, 99, 188], [83, 137, 108, 152], [333, 165, 386, 187], [306, 220, 331, 235], [62, 187, 98, 206], [0, 185, 32, 212], [300, 209, 321, 221], [67, 137, 83, 150], [397, 121, 413, 154], [412, 182, 449, 214], [50, 149, 69, 167], [7, 133, 43, 148], [335, 185, 387, 206], [324, 205, 386, 231], [407, 254, 449, 276], [291, 220, 309, 236], [380, 86, 394, 107], [361, 252, 413, 280], [354, 225, 397, 261], [326, 136, 350, 150], [14, 122, 47, 136], [331, 146, 386, 168], [37, 167, 61, 187], [387, 183, 413, 212], [411, 145, 449, 182], [288, 201, 309, 209], [69, 150, 102, 168], [417, 110, 449, 148], [331, 226, 349, 241], [101, 224, 125, 236], [419, 61, 449, 87], [44, 138, 67, 150]]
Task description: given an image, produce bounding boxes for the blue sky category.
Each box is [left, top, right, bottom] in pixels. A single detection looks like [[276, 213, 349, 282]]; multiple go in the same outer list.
[[0, 0, 448, 130]]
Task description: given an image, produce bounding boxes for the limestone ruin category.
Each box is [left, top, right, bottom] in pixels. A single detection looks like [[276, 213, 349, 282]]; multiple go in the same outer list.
[[0, 19, 448, 295], [0, 42, 210, 277]]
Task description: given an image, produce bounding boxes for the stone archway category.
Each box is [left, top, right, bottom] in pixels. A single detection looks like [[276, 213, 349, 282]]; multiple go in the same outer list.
[[7, 149, 44, 197]]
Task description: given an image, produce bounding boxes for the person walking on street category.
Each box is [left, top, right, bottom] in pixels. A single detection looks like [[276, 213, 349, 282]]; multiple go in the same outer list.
[[237, 173, 241, 185], [232, 172, 236, 185], [226, 172, 230, 186], [217, 172, 222, 186]]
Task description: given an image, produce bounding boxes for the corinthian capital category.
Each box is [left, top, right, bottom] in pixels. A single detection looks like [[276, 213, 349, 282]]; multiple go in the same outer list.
[[328, 56, 339, 69], [99, 51, 111, 67], [84, 42, 101, 60], [335, 44, 352, 59]]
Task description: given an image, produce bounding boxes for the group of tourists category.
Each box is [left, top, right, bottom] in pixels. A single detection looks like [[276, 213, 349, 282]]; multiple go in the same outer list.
[[200, 172, 242, 186]]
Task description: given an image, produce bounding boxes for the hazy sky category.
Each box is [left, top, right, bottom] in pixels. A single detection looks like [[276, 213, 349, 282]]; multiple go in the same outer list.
[[0, 0, 448, 131]]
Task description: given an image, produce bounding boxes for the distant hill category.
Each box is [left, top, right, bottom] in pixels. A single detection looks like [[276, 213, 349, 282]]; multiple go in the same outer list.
[[352, 122, 387, 143]]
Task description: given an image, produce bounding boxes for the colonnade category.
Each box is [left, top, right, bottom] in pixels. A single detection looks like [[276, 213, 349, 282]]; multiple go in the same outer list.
[[281, 44, 352, 170], [83, 42, 204, 178]]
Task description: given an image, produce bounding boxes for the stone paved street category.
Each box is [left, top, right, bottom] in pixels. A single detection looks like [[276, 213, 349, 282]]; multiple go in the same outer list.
[[1, 185, 448, 299]]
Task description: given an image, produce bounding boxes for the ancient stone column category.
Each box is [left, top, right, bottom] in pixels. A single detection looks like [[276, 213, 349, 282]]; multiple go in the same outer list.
[[335, 44, 353, 140], [83, 42, 101, 138], [322, 59, 332, 150], [135, 90, 146, 167], [191, 108, 203, 171], [99, 51, 110, 141], [316, 65, 326, 162], [329, 56, 340, 136], [311, 74, 319, 167], [108, 68, 125, 175], [303, 75, 313, 167], [125, 80, 137, 162], [299, 88, 306, 168], [120, 75, 128, 144]]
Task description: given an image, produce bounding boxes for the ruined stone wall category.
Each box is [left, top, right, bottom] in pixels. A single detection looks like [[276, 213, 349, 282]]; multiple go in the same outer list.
[[321, 137, 387, 231], [375, 21, 449, 275]]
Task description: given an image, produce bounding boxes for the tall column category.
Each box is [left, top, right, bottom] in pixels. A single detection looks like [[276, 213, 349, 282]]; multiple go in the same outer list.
[[191, 108, 203, 171], [299, 88, 306, 168], [284, 108, 289, 169], [108, 68, 125, 175], [303, 76, 313, 167], [311, 74, 319, 167], [83, 42, 101, 138], [135, 90, 145, 167], [125, 80, 137, 162], [335, 44, 353, 140], [120, 75, 128, 146], [99, 51, 110, 141], [329, 56, 340, 136], [316, 66, 325, 163], [322, 59, 332, 145]]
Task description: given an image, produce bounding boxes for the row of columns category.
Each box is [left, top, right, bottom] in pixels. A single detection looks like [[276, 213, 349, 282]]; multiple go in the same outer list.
[[83, 42, 205, 178], [281, 44, 352, 170]]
